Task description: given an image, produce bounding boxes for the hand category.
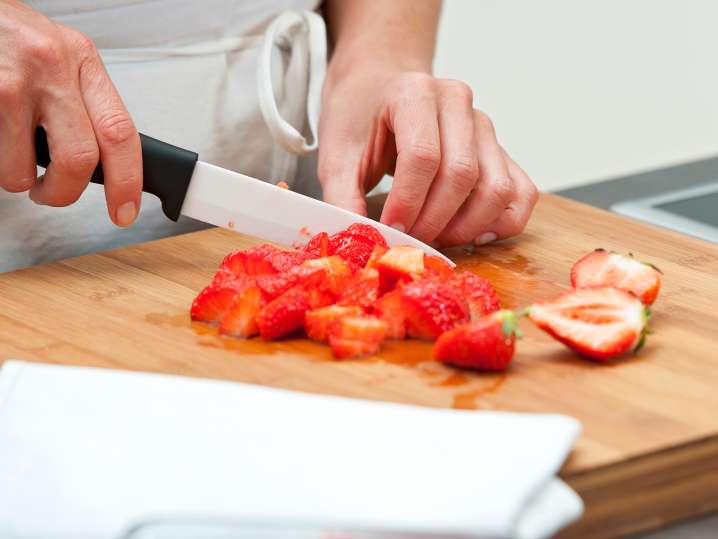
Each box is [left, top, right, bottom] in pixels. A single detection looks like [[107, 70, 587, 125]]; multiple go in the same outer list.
[[0, 0, 142, 226], [317, 65, 538, 247]]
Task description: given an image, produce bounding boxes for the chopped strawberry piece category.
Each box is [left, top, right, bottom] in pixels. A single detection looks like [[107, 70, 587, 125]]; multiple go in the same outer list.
[[219, 285, 265, 338], [329, 315, 387, 359], [377, 246, 425, 279], [303, 232, 331, 258], [344, 223, 388, 248], [303, 256, 354, 297], [423, 255, 456, 278], [329, 224, 388, 268], [255, 285, 311, 340], [434, 310, 518, 371], [570, 249, 662, 305], [306, 288, 337, 309], [191, 278, 252, 324], [365, 244, 389, 270], [373, 289, 406, 340], [305, 305, 363, 343], [221, 244, 310, 276], [528, 287, 650, 361], [276, 181, 289, 189], [449, 272, 501, 319], [338, 268, 380, 310], [401, 278, 469, 340], [256, 266, 325, 300]]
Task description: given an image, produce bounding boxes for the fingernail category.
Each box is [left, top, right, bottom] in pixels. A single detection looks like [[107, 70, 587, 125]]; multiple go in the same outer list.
[[390, 223, 406, 233], [116, 201, 137, 227], [475, 232, 497, 245]]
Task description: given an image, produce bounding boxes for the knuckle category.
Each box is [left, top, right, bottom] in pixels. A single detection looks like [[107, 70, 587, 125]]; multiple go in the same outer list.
[[66, 29, 97, 58], [406, 142, 441, 174], [0, 76, 24, 102], [474, 110, 496, 135], [54, 140, 100, 176], [489, 175, 514, 205], [96, 111, 136, 146], [400, 71, 435, 90], [23, 32, 62, 65], [442, 79, 474, 102], [446, 156, 478, 191]]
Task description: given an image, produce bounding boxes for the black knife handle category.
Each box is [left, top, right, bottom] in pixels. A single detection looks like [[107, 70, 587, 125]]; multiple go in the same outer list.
[[34, 127, 198, 221]]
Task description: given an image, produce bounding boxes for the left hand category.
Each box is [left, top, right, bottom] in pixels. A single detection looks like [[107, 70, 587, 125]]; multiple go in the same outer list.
[[317, 64, 538, 247]]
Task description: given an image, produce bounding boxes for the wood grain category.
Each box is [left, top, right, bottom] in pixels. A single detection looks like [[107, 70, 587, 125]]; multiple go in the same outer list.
[[1, 193, 717, 537]]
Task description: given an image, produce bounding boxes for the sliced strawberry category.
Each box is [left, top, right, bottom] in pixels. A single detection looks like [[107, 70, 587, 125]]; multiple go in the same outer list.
[[190, 277, 252, 324], [255, 285, 311, 340], [332, 236, 375, 268], [449, 272, 501, 319], [344, 223, 388, 248], [570, 249, 662, 305], [373, 289, 406, 340], [305, 305, 363, 343], [306, 287, 337, 309], [365, 244, 389, 270], [329, 315, 387, 359], [338, 268, 380, 310], [400, 278, 469, 340], [303, 232, 331, 258], [377, 246, 425, 279], [434, 310, 519, 371], [303, 256, 354, 297], [255, 265, 325, 300], [528, 287, 650, 361], [423, 255, 456, 278], [219, 285, 265, 338], [221, 244, 310, 276]]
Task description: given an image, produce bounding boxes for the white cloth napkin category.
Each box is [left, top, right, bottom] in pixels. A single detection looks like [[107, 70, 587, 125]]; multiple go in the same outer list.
[[0, 360, 583, 539]]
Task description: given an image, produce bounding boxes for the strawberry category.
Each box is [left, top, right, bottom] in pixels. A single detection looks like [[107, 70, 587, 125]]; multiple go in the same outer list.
[[365, 244, 389, 270], [255, 265, 325, 300], [434, 310, 519, 371], [303, 232, 331, 258], [329, 224, 388, 268], [528, 287, 650, 361], [190, 277, 253, 324], [344, 223, 388, 248], [221, 244, 309, 276], [400, 278, 469, 340], [338, 268, 380, 310], [570, 249, 662, 305], [423, 255, 456, 278], [329, 315, 387, 359], [255, 285, 311, 340], [219, 285, 265, 338], [305, 305, 363, 343], [373, 289, 406, 340], [303, 256, 354, 297], [449, 272, 501, 319], [377, 246, 425, 279]]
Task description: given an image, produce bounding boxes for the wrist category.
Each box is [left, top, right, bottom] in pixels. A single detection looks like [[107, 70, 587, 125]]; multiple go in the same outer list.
[[327, 48, 432, 87]]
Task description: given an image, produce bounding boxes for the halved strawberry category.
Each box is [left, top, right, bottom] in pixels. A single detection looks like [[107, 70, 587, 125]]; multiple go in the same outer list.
[[344, 223, 388, 248], [528, 287, 650, 361], [305, 305, 363, 343], [570, 249, 662, 305], [338, 268, 380, 310], [255, 265, 325, 300], [400, 278, 469, 340], [221, 244, 310, 276], [190, 277, 253, 324], [303, 256, 354, 297], [255, 285, 311, 340], [329, 315, 387, 359], [423, 255, 456, 278], [434, 310, 519, 371], [373, 289, 406, 340], [377, 246, 425, 279], [219, 285, 265, 338], [449, 272, 501, 319], [303, 232, 331, 258]]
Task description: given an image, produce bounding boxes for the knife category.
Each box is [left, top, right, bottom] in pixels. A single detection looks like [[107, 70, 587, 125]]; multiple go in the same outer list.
[[34, 128, 452, 265]]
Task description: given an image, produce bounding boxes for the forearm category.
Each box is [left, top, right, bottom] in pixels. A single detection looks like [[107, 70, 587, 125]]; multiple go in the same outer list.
[[324, 0, 442, 74]]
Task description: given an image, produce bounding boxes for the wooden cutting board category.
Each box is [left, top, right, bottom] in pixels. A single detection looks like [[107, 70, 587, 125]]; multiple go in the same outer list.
[[1, 193, 717, 538]]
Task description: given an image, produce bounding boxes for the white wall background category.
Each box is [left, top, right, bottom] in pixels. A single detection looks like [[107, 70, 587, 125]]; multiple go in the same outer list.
[[434, 0, 718, 191]]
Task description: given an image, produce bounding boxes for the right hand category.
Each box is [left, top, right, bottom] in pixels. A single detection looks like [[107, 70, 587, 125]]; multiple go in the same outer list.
[[0, 0, 142, 226]]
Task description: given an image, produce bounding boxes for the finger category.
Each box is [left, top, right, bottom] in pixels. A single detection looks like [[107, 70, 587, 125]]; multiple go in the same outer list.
[[379, 74, 441, 232], [485, 149, 539, 240], [435, 109, 513, 247], [78, 44, 142, 227], [409, 80, 477, 243], [29, 95, 99, 207], [0, 105, 36, 193]]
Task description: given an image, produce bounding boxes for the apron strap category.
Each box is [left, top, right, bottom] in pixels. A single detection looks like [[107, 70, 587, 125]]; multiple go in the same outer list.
[[257, 10, 327, 157]]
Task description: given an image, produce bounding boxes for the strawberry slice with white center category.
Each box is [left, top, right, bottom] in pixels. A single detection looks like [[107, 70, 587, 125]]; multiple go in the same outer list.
[[528, 287, 650, 361], [570, 249, 662, 305]]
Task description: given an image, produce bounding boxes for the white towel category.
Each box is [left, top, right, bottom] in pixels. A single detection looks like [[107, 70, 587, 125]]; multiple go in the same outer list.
[[0, 360, 583, 539]]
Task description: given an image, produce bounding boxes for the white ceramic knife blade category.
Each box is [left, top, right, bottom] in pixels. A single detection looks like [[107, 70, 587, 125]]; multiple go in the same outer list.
[[181, 161, 454, 265]]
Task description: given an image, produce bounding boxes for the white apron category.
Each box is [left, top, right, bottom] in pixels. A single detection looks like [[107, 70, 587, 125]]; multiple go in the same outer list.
[[0, 0, 324, 272]]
